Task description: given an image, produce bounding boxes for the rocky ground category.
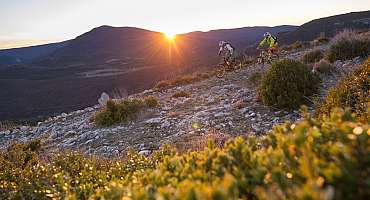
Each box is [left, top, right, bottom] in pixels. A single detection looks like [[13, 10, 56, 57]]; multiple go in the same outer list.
[[0, 45, 364, 156]]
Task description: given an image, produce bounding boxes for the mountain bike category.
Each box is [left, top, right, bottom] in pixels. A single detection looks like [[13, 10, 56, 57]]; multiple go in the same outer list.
[[216, 57, 243, 78], [257, 48, 280, 65]]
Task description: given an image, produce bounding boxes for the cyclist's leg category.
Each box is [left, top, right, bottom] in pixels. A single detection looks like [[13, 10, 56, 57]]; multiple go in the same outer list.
[[271, 42, 278, 55]]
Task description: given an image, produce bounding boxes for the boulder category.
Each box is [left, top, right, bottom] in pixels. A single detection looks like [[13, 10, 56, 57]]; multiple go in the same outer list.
[[98, 92, 110, 106]]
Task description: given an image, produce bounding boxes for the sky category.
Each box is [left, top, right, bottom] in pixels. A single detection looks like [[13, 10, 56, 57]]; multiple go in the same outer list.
[[0, 0, 369, 49]]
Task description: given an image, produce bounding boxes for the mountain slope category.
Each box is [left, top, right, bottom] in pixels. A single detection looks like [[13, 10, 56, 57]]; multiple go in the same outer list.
[[0, 41, 68, 65], [279, 10, 370, 44]]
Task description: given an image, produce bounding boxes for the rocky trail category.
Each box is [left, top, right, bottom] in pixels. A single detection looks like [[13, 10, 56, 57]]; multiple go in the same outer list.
[[0, 45, 364, 156]]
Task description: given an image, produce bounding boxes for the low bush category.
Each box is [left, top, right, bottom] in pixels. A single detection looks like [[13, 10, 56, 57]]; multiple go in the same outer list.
[[281, 41, 304, 52], [93, 99, 145, 126], [1, 109, 369, 199], [316, 58, 370, 122], [327, 29, 370, 62], [143, 96, 159, 108], [313, 36, 330, 45], [258, 59, 320, 109], [154, 74, 202, 91], [313, 59, 335, 74], [196, 72, 213, 79], [302, 49, 324, 63], [172, 91, 191, 98]]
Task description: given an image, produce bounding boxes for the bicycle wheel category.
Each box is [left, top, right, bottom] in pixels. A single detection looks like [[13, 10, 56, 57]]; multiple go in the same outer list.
[[216, 64, 226, 78]]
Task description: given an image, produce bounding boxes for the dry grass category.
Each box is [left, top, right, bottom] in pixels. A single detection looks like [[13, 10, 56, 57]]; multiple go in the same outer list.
[[143, 96, 160, 108], [327, 29, 370, 62], [172, 91, 191, 98], [313, 59, 335, 74], [0, 121, 19, 131], [302, 49, 324, 64], [154, 71, 215, 91]]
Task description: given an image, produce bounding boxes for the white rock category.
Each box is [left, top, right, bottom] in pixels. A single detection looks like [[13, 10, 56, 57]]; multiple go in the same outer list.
[[161, 121, 171, 129], [145, 117, 162, 124], [214, 112, 230, 118], [139, 150, 151, 156], [20, 126, 29, 132], [98, 92, 110, 106]]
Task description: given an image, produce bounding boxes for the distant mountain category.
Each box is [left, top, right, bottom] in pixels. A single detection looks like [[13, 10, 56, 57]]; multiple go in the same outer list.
[[0, 41, 68, 65], [279, 11, 370, 44], [34, 25, 297, 68]]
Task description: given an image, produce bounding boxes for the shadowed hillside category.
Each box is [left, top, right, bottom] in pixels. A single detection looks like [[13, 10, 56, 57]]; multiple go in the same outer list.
[[279, 11, 370, 44]]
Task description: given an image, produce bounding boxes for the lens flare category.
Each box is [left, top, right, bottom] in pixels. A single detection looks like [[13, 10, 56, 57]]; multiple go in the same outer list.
[[164, 32, 176, 40]]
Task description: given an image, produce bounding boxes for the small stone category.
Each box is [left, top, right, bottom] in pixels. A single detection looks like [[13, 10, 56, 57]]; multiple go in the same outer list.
[[240, 107, 249, 114], [20, 126, 29, 132], [214, 112, 230, 118], [161, 121, 171, 129]]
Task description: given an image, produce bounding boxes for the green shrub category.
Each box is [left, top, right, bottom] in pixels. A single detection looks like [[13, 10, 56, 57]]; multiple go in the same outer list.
[[144, 96, 159, 108], [327, 30, 370, 62], [93, 99, 144, 126], [313, 59, 335, 74], [316, 58, 370, 122], [258, 59, 320, 109], [302, 49, 324, 63], [1, 109, 369, 199], [172, 91, 191, 98]]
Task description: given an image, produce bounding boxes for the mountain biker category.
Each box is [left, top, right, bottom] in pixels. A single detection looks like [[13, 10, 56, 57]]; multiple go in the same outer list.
[[257, 32, 278, 55], [218, 41, 235, 64]]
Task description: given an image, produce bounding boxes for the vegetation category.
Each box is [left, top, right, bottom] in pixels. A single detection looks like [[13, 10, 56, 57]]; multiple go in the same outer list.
[[302, 49, 324, 64], [172, 91, 191, 98], [155, 73, 207, 91], [258, 59, 320, 109], [281, 41, 303, 52], [313, 59, 335, 74], [249, 72, 262, 86], [93, 99, 145, 126], [1, 109, 369, 199], [327, 30, 370, 62], [313, 36, 330, 45], [316, 58, 370, 122], [143, 96, 160, 108]]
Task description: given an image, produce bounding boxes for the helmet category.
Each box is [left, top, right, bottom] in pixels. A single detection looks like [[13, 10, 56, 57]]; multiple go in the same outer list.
[[219, 41, 226, 47], [264, 32, 271, 37]]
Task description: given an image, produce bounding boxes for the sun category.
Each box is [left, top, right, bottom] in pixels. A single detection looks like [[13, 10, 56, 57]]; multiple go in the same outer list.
[[164, 32, 176, 40]]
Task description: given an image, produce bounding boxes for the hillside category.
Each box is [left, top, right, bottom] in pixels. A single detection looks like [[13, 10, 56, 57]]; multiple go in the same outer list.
[[0, 41, 68, 65], [0, 26, 296, 121], [279, 10, 370, 44], [0, 29, 369, 199], [0, 10, 368, 122], [0, 43, 365, 155]]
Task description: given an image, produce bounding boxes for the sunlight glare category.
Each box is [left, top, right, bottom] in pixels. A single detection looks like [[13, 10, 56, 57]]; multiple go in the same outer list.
[[164, 32, 176, 40]]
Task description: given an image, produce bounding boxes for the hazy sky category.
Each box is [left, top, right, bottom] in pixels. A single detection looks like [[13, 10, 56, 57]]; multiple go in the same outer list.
[[0, 0, 369, 49]]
